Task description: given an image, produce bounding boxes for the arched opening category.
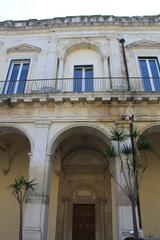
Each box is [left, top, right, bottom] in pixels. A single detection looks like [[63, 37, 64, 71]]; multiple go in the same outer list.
[[58, 42, 105, 92], [139, 125, 160, 237], [48, 126, 113, 240], [0, 126, 31, 240]]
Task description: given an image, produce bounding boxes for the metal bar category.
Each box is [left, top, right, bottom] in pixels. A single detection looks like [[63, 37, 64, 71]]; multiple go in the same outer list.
[[0, 77, 158, 95]]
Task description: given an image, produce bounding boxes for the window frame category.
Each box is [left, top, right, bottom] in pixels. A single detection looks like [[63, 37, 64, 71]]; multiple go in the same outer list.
[[138, 57, 160, 92], [4, 59, 30, 94], [73, 64, 94, 92]]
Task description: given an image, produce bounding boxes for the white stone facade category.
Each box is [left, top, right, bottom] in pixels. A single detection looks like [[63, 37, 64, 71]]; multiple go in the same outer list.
[[0, 15, 160, 240]]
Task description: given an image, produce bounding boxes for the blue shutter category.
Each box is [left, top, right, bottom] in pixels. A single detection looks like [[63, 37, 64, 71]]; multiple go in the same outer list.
[[85, 67, 94, 92], [73, 67, 82, 92], [7, 64, 20, 94], [139, 60, 152, 92], [17, 63, 29, 93], [149, 59, 160, 92]]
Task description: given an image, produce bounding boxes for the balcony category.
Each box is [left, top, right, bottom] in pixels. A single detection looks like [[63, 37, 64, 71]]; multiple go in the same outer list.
[[0, 77, 160, 103]]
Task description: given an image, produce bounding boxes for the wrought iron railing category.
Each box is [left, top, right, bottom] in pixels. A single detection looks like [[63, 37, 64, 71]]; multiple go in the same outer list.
[[0, 77, 160, 95]]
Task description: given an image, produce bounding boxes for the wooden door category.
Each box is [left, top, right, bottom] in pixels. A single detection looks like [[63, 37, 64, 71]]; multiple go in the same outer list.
[[72, 204, 95, 240]]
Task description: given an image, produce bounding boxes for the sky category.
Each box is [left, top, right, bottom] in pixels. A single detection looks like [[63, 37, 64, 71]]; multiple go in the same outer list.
[[0, 0, 159, 21]]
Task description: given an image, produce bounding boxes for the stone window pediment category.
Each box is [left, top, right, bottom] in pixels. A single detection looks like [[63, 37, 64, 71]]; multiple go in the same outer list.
[[126, 39, 160, 49], [6, 43, 41, 54]]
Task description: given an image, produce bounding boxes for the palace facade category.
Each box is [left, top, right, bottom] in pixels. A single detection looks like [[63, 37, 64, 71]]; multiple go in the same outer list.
[[0, 15, 160, 240]]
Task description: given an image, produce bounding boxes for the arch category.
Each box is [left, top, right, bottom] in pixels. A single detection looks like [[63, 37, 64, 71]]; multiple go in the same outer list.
[[48, 123, 112, 155], [0, 123, 33, 153], [0, 123, 32, 240], [137, 123, 160, 236], [62, 148, 108, 166], [64, 180, 104, 200], [140, 122, 160, 136], [48, 123, 113, 240], [62, 40, 103, 59]]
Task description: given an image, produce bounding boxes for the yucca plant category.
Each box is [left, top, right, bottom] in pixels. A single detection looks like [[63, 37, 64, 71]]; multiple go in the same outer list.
[[108, 126, 152, 237], [8, 176, 36, 240]]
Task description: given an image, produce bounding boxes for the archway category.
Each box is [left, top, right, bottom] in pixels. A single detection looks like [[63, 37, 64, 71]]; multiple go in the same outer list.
[[139, 125, 160, 237], [57, 41, 106, 92], [48, 125, 113, 240], [0, 126, 31, 240]]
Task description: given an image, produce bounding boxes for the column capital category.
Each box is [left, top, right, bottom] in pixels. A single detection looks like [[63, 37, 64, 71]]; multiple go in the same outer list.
[[102, 53, 108, 61], [57, 54, 65, 61], [46, 152, 53, 157]]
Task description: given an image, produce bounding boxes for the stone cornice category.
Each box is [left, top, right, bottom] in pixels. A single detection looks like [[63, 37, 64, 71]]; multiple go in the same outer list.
[[126, 39, 160, 49], [7, 43, 41, 53], [0, 15, 160, 31], [1, 91, 160, 105]]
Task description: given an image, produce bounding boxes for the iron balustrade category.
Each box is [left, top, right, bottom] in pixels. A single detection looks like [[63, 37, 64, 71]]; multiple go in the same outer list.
[[0, 77, 160, 95]]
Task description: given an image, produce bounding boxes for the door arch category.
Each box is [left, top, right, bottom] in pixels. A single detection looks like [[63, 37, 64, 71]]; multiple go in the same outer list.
[[48, 125, 113, 240]]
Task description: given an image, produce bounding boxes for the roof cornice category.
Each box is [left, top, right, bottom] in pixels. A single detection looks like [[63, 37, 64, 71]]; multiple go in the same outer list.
[[0, 15, 160, 30]]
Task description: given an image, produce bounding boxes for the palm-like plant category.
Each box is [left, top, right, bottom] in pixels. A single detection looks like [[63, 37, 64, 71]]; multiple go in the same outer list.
[[8, 176, 36, 240], [107, 127, 152, 237]]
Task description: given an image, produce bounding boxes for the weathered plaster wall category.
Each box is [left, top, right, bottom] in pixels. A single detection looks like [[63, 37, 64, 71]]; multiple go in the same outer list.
[[0, 134, 29, 240]]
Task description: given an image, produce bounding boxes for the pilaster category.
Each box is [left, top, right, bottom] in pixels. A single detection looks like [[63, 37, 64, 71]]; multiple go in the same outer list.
[[57, 55, 65, 91], [102, 53, 110, 90], [111, 122, 139, 239], [23, 121, 52, 240]]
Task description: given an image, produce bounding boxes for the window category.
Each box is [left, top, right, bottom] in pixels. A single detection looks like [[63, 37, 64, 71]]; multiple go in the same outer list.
[[73, 65, 94, 92], [138, 57, 160, 92], [4, 59, 30, 94]]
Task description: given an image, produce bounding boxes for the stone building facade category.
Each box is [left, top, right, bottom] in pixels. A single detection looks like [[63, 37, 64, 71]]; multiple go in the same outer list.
[[0, 15, 160, 240]]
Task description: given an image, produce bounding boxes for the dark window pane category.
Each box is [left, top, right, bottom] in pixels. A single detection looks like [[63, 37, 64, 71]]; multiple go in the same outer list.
[[85, 67, 94, 92], [73, 67, 82, 92], [139, 60, 152, 92], [149, 60, 160, 91], [7, 64, 20, 94], [17, 63, 29, 93], [73, 65, 94, 92]]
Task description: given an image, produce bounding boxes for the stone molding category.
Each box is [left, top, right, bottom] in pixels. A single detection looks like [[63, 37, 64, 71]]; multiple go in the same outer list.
[[126, 39, 160, 49], [6, 43, 41, 54], [55, 167, 112, 240], [0, 15, 160, 30], [1, 91, 160, 105], [26, 193, 49, 205], [61, 38, 103, 58]]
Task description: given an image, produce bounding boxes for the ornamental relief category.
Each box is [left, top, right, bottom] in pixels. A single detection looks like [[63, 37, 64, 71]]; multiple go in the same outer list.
[[55, 166, 112, 240]]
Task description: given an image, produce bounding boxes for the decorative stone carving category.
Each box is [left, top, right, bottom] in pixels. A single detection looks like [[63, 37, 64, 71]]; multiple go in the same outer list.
[[126, 39, 160, 49], [55, 164, 112, 240], [6, 43, 41, 53], [0, 15, 160, 30]]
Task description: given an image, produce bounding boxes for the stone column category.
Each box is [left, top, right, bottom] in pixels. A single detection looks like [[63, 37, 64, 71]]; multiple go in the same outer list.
[[57, 56, 65, 91], [99, 198, 105, 240], [111, 140, 122, 240], [23, 121, 52, 240], [62, 198, 70, 240], [109, 38, 126, 90], [45, 33, 58, 79], [112, 134, 137, 239], [102, 54, 110, 90]]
